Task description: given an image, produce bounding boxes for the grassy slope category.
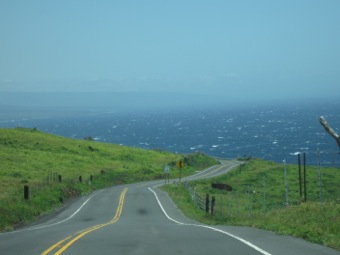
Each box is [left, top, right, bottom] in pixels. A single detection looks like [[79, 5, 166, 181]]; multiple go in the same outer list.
[[162, 158, 340, 250], [0, 127, 218, 231]]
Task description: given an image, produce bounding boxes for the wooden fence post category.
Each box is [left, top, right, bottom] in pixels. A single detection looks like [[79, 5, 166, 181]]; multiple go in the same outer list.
[[211, 196, 216, 215], [24, 185, 29, 200], [205, 194, 210, 213]]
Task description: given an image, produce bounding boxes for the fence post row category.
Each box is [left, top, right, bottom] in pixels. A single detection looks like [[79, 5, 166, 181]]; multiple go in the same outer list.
[[22, 171, 100, 200], [182, 152, 338, 220]]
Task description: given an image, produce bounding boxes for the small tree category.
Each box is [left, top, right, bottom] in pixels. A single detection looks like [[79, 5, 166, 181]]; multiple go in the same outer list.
[[84, 136, 95, 141]]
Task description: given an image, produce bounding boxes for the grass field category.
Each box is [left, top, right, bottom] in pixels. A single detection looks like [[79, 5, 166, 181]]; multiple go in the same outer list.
[[0, 127, 218, 231], [162, 158, 340, 250]]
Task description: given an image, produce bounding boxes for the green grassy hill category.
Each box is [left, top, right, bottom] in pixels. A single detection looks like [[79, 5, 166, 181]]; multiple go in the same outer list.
[[0, 127, 218, 231]]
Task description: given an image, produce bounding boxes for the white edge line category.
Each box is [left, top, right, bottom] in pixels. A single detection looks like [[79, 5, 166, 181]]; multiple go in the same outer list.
[[148, 187, 272, 255], [27, 191, 101, 231], [2, 190, 101, 234]]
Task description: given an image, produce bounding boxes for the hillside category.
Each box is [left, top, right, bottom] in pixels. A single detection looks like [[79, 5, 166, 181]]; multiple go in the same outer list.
[[0, 127, 218, 231]]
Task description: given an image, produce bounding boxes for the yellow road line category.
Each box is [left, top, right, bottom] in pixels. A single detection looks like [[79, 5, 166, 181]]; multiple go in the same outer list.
[[40, 236, 72, 255], [41, 188, 128, 255], [194, 162, 239, 179]]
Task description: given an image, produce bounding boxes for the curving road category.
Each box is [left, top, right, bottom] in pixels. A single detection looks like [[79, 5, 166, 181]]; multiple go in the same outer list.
[[0, 160, 339, 255]]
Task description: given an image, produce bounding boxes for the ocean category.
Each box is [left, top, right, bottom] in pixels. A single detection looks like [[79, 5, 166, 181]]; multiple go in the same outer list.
[[1, 99, 339, 166]]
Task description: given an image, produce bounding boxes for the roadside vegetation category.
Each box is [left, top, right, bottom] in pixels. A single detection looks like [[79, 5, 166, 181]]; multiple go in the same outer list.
[[162, 158, 340, 250], [0, 127, 218, 231]]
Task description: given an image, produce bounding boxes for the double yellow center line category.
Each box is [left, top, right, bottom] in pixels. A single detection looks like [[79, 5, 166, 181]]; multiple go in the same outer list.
[[41, 188, 128, 255]]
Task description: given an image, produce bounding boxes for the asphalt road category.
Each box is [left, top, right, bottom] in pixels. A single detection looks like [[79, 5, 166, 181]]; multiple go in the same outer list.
[[0, 161, 339, 255]]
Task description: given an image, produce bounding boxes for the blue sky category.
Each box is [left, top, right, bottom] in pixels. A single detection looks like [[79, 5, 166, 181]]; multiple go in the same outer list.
[[1, 1, 339, 102]]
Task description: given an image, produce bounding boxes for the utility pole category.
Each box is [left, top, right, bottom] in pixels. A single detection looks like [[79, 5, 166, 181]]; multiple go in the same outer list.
[[317, 149, 323, 202], [303, 153, 307, 202], [298, 153, 302, 199], [283, 159, 289, 206]]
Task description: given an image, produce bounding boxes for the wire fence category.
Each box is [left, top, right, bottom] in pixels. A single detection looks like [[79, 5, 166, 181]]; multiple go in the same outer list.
[[183, 159, 340, 218], [185, 182, 340, 219], [14, 170, 108, 202], [185, 181, 206, 211]]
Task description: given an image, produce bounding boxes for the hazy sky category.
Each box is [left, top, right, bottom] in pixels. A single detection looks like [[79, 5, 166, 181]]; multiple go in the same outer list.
[[1, 1, 339, 101]]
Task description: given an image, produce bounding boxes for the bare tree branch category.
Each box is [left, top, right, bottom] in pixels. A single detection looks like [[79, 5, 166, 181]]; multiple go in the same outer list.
[[319, 116, 340, 150]]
